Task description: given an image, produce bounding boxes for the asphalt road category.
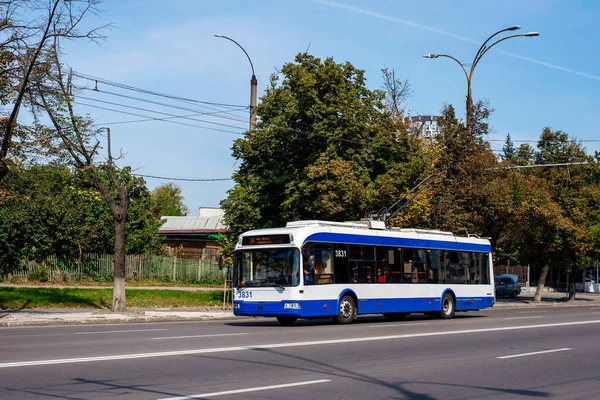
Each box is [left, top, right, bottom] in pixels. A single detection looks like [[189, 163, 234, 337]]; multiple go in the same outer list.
[[1, 306, 600, 399]]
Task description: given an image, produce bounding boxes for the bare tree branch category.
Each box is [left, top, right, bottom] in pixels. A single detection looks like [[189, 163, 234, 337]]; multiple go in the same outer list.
[[0, 0, 110, 182], [381, 67, 412, 122]]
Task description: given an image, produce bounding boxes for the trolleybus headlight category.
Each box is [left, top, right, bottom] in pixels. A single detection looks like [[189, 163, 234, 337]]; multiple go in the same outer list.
[[234, 303, 241, 309], [284, 302, 301, 309]]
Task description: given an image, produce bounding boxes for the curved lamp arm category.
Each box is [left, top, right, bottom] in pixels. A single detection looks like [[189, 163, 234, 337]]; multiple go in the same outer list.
[[434, 54, 469, 82], [471, 25, 520, 73], [214, 34, 255, 76], [475, 32, 540, 67]]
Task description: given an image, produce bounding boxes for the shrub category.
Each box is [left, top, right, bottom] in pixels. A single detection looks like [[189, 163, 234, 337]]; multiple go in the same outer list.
[[28, 268, 49, 282]]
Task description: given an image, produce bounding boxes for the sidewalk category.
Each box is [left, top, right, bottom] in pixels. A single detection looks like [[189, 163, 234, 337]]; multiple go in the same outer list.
[[0, 307, 236, 327], [493, 291, 600, 309], [2, 291, 599, 328]]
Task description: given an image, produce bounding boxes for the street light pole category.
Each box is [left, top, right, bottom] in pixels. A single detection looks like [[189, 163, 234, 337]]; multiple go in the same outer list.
[[424, 26, 538, 133], [214, 34, 257, 131]]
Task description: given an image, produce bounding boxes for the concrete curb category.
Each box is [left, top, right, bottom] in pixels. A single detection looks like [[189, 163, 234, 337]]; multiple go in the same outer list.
[[0, 310, 237, 328]]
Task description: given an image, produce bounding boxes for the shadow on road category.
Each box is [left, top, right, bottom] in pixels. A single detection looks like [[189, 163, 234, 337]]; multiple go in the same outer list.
[[193, 347, 550, 399], [226, 313, 485, 328]]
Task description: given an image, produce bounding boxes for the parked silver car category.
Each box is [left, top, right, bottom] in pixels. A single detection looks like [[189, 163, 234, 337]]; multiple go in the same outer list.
[[495, 274, 521, 298]]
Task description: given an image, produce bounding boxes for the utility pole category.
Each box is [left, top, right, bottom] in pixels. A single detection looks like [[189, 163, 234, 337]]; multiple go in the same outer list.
[[250, 73, 257, 131], [215, 34, 257, 131]]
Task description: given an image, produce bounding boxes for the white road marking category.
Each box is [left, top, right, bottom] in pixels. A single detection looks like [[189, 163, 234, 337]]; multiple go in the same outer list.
[[2, 319, 600, 369], [369, 323, 428, 328], [152, 333, 248, 340], [517, 311, 548, 314], [504, 316, 544, 320], [591, 312, 600, 315], [497, 348, 571, 359], [76, 329, 169, 335], [157, 379, 331, 400]]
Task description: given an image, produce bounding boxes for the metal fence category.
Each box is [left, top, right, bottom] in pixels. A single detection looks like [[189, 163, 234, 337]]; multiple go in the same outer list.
[[8, 253, 225, 284], [494, 265, 528, 285]]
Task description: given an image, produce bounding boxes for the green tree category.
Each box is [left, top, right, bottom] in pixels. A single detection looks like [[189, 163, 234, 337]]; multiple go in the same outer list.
[[501, 133, 515, 161], [0, 0, 109, 182], [515, 143, 535, 166], [428, 103, 502, 237], [221, 53, 427, 237], [151, 183, 189, 216], [0, 165, 162, 278], [503, 127, 595, 300]]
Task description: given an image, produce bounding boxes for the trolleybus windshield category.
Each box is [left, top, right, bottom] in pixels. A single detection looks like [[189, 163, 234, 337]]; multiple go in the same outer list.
[[234, 248, 300, 288]]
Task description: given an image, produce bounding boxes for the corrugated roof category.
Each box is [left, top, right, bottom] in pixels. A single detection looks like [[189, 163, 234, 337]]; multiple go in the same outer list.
[[159, 215, 228, 233]]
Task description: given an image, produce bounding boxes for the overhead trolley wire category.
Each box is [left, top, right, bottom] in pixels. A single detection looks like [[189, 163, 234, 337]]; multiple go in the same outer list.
[[76, 102, 245, 136], [135, 174, 232, 182], [79, 87, 250, 124], [72, 71, 248, 109], [74, 95, 248, 131]]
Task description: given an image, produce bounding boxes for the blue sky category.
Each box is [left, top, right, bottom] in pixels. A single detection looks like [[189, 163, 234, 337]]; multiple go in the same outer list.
[[62, 0, 600, 215]]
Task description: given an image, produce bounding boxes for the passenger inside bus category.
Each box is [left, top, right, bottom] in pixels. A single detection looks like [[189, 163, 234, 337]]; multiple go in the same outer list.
[[377, 257, 388, 283], [427, 265, 435, 282], [303, 255, 316, 285]]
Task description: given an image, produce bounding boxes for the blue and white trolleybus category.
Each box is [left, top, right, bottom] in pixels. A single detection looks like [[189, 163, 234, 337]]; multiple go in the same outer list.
[[232, 220, 494, 325]]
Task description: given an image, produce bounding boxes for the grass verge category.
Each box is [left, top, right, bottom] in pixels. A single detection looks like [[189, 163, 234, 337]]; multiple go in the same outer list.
[[0, 287, 224, 309]]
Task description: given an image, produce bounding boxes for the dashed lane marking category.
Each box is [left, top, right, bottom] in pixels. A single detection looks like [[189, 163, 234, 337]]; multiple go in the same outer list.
[[497, 348, 571, 359], [152, 333, 248, 340], [76, 329, 169, 335], [157, 379, 332, 400]]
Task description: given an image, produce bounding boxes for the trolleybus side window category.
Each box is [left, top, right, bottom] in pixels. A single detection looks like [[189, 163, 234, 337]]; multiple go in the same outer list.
[[432, 250, 490, 285], [425, 249, 438, 283], [349, 245, 375, 283], [297, 243, 490, 286], [403, 248, 428, 283], [302, 243, 335, 285], [334, 243, 349, 284], [376, 247, 402, 283], [470, 252, 489, 284]]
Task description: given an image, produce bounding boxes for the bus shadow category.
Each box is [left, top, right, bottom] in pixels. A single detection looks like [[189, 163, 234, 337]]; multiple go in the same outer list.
[[226, 313, 486, 328]]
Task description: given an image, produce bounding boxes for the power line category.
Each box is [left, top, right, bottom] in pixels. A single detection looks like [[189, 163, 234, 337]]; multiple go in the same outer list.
[[74, 95, 248, 131], [76, 102, 245, 136], [489, 162, 589, 170], [264, 124, 413, 155], [135, 174, 232, 182], [79, 86, 250, 123], [488, 138, 600, 143], [72, 71, 248, 109], [77, 95, 419, 155], [101, 112, 216, 126]]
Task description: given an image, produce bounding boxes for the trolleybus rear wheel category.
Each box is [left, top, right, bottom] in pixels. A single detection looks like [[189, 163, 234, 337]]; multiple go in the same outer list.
[[439, 292, 455, 319]]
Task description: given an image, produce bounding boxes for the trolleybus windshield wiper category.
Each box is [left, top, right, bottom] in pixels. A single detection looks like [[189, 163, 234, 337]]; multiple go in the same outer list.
[[260, 278, 285, 290]]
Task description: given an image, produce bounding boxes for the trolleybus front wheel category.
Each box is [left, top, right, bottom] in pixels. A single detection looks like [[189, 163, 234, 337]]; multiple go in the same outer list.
[[335, 295, 357, 324]]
